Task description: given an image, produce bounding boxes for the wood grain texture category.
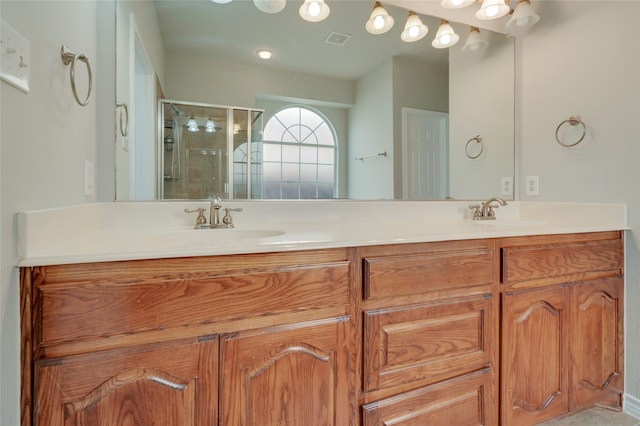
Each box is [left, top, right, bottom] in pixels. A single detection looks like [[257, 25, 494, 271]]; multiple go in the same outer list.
[[220, 317, 351, 426], [362, 368, 494, 426], [570, 277, 624, 411], [502, 286, 570, 425], [363, 296, 494, 393], [34, 337, 218, 426], [501, 235, 623, 290]]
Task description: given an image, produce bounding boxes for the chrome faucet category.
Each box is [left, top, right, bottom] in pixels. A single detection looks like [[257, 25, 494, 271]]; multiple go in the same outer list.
[[469, 197, 508, 220]]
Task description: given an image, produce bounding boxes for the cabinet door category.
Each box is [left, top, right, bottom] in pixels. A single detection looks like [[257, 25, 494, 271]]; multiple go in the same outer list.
[[220, 317, 351, 426], [502, 286, 569, 426], [34, 337, 217, 426], [362, 368, 494, 426], [570, 278, 624, 410]]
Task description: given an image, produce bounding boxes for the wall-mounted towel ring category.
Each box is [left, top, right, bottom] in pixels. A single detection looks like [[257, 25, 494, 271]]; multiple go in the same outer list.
[[60, 45, 92, 106], [116, 103, 129, 137], [465, 135, 483, 159], [555, 115, 586, 147]]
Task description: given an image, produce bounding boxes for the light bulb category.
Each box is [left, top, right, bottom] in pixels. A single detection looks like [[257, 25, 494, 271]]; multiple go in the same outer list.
[[374, 15, 385, 29], [439, 34, 451, 45], [309, 1, 320, 16], [486, 5, 499, 17], [408, 25, 419, 38]]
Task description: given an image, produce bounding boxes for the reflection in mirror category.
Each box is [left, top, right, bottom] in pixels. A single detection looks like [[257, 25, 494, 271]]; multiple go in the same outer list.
[[115, 0, 514, 201]]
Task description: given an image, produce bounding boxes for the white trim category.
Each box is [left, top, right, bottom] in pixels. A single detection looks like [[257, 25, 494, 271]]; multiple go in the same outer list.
[[625, 393, 640, 420]]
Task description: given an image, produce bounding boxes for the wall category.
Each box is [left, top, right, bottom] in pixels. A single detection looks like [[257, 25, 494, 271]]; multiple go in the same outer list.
[[0, 1, 105, 424], [518, 1, 640, 414], [449, 29, 514, 199], [348, 59, 394, 199]]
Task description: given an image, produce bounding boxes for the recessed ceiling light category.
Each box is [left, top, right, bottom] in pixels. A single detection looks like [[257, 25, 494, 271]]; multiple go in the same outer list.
[[256, 49, 274, 59]]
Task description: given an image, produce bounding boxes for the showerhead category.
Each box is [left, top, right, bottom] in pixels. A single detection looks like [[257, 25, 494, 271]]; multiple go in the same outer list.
[[168, 103, 185, 117]]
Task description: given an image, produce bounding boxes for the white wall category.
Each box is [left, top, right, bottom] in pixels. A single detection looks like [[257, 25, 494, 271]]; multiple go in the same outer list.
[[0, 1, 103, 424], [518, 0, 640, 412]]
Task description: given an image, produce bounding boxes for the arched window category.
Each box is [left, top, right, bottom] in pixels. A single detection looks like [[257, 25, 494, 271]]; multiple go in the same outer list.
[[262, 106, 336, 199]]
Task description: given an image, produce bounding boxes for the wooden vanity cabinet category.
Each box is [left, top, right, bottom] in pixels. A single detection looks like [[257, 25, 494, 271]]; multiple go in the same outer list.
[[499, 232, 624, 426], [358, 240, 499, 426], [21, 248, 355, 426]]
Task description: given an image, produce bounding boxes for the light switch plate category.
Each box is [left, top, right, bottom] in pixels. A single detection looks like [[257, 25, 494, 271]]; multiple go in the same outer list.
[[1, 19, 30, 93]]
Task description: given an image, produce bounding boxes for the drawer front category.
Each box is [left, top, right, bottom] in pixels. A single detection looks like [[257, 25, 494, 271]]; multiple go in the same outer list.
[[502, 238, 623, 289], [363, 296, 494, 392], [362, 368, 494, 426], [37, 261, 350, 345], [363, 246, 494, 303]]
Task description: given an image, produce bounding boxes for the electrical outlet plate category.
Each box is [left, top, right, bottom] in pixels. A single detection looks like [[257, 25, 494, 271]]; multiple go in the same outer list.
[[1, 18, 30, 93], [525, 175, 539, 196], [501, 177, 513, 196]]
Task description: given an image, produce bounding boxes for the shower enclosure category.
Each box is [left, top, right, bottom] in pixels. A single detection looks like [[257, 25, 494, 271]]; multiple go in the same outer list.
[[160, 100, 264, 200]]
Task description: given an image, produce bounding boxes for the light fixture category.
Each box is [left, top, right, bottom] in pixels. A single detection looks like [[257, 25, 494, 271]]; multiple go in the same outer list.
[[440, 0, 475, 9], [299, 0, 330, 22], [256, 49, 273, 59], [506, 0, 540, 31], [365, 2, 394, 35], [253, 0, 286, 14], [233, 122, 241, 134], [205, 118, 216, 133], [432, 19, 459, 48], [187, 115, 199, 133], [476, 0, 510, 20], [462, 27, 488, 51], [210, 0, 233, 3], [400, 11, 428, 43]]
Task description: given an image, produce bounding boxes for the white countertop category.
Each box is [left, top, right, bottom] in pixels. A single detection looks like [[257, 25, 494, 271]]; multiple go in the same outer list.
[[16, 200, 628, 266]]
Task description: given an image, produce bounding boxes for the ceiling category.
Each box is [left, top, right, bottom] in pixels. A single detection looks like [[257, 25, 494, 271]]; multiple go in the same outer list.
[[154, 0, 450, 81]]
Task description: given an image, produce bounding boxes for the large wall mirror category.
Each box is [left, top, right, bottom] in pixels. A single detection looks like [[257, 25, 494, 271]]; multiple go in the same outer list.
[[115, 0, 514, 201]]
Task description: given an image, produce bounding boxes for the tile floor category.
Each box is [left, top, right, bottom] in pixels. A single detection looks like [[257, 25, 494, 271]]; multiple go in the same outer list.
[[540, 408, 640, 426]]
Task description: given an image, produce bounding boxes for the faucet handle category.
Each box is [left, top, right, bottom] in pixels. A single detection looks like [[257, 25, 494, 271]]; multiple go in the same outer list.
[[222, 207, 243, 228], [184, 208, 208, 228], [469, 204, 481, 219]]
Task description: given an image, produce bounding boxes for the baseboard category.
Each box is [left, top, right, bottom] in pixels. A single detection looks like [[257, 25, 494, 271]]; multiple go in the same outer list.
[[625, 393, 640, 420]]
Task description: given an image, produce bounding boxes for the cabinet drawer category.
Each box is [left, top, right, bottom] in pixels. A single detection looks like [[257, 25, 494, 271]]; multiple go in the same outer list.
[[362, 368, 495, 426], [36, 259, 350, 346], [363, 296, 494, 392], [501, 238, 623, 289], [363, 242, 494, 303]]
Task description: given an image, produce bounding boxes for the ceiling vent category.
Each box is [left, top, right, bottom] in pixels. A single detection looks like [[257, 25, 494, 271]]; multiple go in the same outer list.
[[325, 32, 352, 46]]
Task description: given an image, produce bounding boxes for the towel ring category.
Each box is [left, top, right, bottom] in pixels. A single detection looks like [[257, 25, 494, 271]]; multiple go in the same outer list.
[[465, 135, 483, 159], [61, 45, 92, 106], [555, 115, 586, 147], [116, 103, 129, 137]]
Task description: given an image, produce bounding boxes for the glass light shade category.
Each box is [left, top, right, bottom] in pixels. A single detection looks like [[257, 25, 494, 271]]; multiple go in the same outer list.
[[365, 2, 394, 35], [205, 119, 216, 133], [462, 27, 488, 51], [233, 122, 241, 134], [506, 0, 540, 31], [253, 0, 286, 14], [441, 0, 475, 9], [210, 0, 233, 3], [400, 12, 428, 42], [187, 117, 199, 132], [431, 19, 459, 49], [299, 0, 330, 22], [476, 0, 510, 20]]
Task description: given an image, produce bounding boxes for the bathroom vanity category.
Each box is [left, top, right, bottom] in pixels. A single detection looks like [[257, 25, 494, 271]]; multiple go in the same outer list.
[[17, 201, 626, 425]]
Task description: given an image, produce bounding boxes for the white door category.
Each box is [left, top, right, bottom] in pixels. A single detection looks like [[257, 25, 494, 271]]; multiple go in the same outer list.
[[402, 108, 449, 200]]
